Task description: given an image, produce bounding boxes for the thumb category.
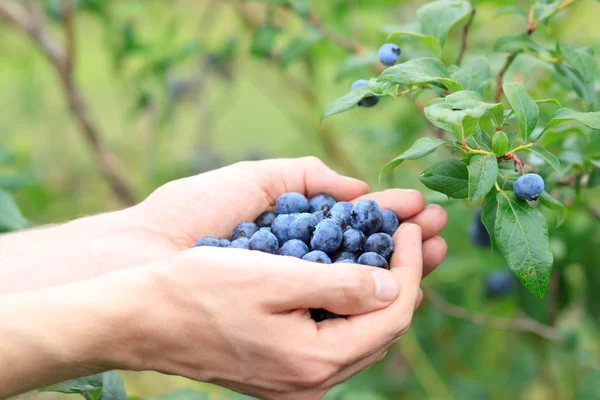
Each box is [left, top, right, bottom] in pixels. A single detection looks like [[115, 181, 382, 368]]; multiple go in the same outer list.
[[271, 263, 401, 316]]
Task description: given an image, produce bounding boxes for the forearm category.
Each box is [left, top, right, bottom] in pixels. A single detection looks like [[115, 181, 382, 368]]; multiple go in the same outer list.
[[0, 268, 149, 399]]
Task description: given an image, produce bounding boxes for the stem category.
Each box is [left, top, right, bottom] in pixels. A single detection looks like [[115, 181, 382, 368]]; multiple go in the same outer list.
[[495, 181, 502, 192], [511, 143, 535, 153], [455, 7, 476, 66]]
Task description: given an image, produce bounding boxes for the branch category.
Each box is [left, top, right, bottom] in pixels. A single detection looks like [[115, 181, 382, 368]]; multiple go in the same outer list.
[[424, 289, 564, 342], [455, 7, 476, 66], [0, 1, 136, 206], [61, 0, 76, 74]]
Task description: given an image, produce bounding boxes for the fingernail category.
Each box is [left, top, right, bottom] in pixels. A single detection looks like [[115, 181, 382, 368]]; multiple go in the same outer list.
[[370, 269, 400, 302]]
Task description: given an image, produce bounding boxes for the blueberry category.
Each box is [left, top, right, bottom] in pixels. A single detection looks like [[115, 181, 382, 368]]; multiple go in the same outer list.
[[470, 209, 491, 248], [288, 213, 318, 244], [514, 173, 545, 201], [364, 233, 394, 260], [350, 200, 382, 236], [277, 239, 309, 258], [351, 79, 369, 91], [357, 252, 389, 269], [330, 201, 353, 221], [309, 194, 336, 213], [255, 211, 277, 228], [310, 308, 342, 322], [341, 228, 365, 253], [228, 237, 250, 249], [313, 210, 326, 223], [219, 239, 231, 247], [380, 209, 399, 236], [232, 222, 259, 240], [276, 192, 309, 214], [350, 80, 379, 108], [271, 214, 296, 244], [333, 251, 358, 263], [325, 210, 348, 230], [310, 219, 343, 254], [378, 43, 401, 66], [260, 227, 272, 232], [486, 271, 514, 298], [302, 250, 332, 264], [248, 230, 279, 254], [194, 237, 221, 247]]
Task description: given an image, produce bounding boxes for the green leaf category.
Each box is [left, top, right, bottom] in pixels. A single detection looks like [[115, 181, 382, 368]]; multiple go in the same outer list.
[[503, 83, 539, 141], [533, 0, 560, 22], [466, 126, 492, 151], [380, 137, 453, 179], [539, 191, 567, 227], [543, 108, 600, 132], [495, 191, 553, 298], [557, 42, 598, 111], [41, 374, 104, 395], [321, 85, 373, 121], [514, 145, 561, 173], [468, 155, 499, 202], [417, 0, 472, 47], [377, 57, 462, 92], [418, 159, 469, 199], [535, 98, 561, 107], [250, 25, 279, 57], [492, 131, 509, 156], [147, 389, 209, 400], [0, 189, 28, 233], [481, 190, 498, 249], [493, 33, 540, 53], [449, 56, 491, 96], [387, 31, 442, 57], [494, 6, 527, 19], [101, 372, 127, 400]]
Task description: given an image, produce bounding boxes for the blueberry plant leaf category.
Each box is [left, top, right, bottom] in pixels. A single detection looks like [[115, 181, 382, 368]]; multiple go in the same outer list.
[[449, 56, 491, 96], [514, 145, 561, 173], [466, 126, 492, 151], [416, 0, 471, 47], [503, 83, 539, 141], [380, 137, 455, 180], [481, 189, 498, 249], [539, 191, 567, 227], [493, 33, 540, 53], [418, 159, 469, 199], [377, 57, 462, 92], [0, 189, 28, 233], [494, 6, 526, 19], [543, 108, 600, 132], [321, 85, 373, 121], [495, 191, 553, 298], [535, 98, 562, 107], [40, 374, 104, 397], [250, 25, 279, 57], [101, 372, 128, 400], [467, 154, 498, 202], [387, 31, 442, 57], [556, 42, 598, 111], [533, 0, 561, 22]]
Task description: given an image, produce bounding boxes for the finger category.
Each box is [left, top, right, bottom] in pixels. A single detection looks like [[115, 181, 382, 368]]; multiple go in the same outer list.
[[414, 289, 424, 311], [422, 236, 448, 278], [351, 189, 425, 220], [324, 344, 392, 387], [402, 204, 448, 240]]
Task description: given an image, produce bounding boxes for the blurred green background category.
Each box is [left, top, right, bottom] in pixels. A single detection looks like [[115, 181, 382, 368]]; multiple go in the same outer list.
[[1, 0, 600, 399]]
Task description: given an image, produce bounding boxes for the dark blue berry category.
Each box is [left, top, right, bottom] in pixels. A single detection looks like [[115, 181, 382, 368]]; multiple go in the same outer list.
[[380, 209, 399, 236], [288, 213, 318, 244], [470, 209, 491, 248], [350, 200, 382, 236], [228, 237, 250, 249], [378, 43, 401, 66], [324, 210, 348, 230], [194, 237, 221, 247], [313, 210, 325, 223], [255, 211, 277, 228], [271, 214, 296, 244], [248, 230, 279, 254], [219, 239, 231, 247], [302, 250, 332, 264], [277, 239, 309, 258], [333, 251, 358, 263], [232, 222, 259, 240], [276, 192, 309, 214], [310, 219, 343, 254], [486, 271, 514, 298], [358, 96, 379, 108], [358, 252, 389, 269], [260, 227, 272, 232], [514, 173, 544, 201], [364, 233, 394, 260], [309, 194, 336, 213], [330, 201, 353, 222], [341, 228, 365, 253]]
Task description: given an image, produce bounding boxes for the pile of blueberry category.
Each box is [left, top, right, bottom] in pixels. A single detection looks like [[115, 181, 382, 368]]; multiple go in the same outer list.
[[351, 43, 401, 108], [194, 192, 401, 322]]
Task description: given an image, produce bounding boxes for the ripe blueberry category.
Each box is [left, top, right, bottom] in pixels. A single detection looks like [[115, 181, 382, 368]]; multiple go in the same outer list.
[[333, 251, 358, 263], [325, 210, 348, 230], [302, 250, 332, 264], [276, 192, 309, 214], [228, 237, 250, 249], [248, 230, 279, 254], [276, 239, 309, 258], [309, 194, 336, 213], [378, 43, 401, 66], [350, 200, 383, 236], [288, 213, 318, 244], [271, 214, 296, 244], [194, 237, 221, 247], [357, 252, 389, 269], [470, 209, 491, 248], [514, 173, 544, 201], [330, 201, 353, 222], [486, 271, 514, 298], [255, 211, 277, 228], [350, 79, 379, 108], [364, 233, 394, 260], [351, 79, 369, 91], [341, 228, 365, 253], [380, 209, 400, 236], [310, 219, 343, 254], [219, 239, 231, 247], [232, 222, 259, 240]]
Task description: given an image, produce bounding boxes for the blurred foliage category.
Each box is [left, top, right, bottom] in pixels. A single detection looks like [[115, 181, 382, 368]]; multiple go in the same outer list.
[[1, 0, 599, 399]]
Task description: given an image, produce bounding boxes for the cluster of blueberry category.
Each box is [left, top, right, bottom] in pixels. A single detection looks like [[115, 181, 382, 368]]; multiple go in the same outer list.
[[194, 192, 401, 322], [350, 43, 401, 108]]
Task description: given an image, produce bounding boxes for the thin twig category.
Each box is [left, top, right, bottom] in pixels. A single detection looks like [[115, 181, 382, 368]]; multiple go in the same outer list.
[[456, 7, 476, 66], [60, 0, 75, 74], [424, 289, 563, 342], [0, 1, 136, 206]]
